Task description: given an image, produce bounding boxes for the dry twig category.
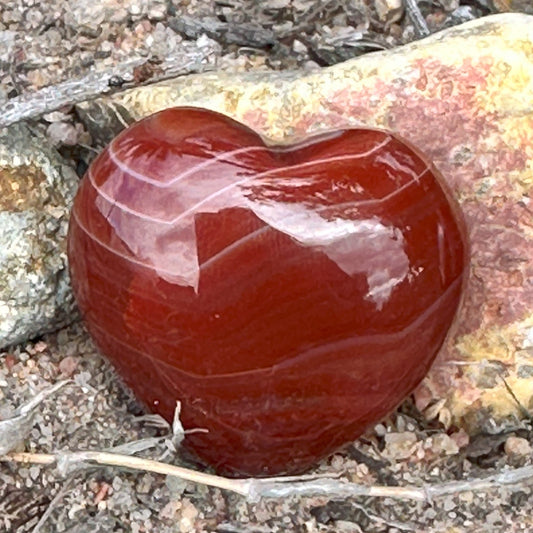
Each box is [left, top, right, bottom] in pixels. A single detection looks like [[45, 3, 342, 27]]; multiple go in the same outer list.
[[0, 380, 71, 455], [2, 449, 532, 504], [501, 375, 533, 421], [0, 40, 218, 129], [404, 0, 430, 37], [31, 476, 78, 533]]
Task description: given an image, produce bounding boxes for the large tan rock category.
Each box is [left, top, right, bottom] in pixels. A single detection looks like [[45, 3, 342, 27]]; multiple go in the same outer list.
[[79, 13, 533, 432]]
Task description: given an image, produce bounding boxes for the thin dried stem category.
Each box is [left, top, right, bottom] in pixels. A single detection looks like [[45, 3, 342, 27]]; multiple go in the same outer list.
[[5, 451, 251, 496], [3, 450, 533, 504], [403, 0, 430, 37], [500, 375, 533, 421], [31, 476, 77, 533], [251, 465, 533, 501]]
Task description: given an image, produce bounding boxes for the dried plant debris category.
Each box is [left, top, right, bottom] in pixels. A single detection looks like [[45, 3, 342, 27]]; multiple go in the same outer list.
[[0, 380, 70, 455]]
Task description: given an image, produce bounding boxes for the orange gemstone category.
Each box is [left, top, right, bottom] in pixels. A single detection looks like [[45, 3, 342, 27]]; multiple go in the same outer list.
[[68, 107, 467, 476]]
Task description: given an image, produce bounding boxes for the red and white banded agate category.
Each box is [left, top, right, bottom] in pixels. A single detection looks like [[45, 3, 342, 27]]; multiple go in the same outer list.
[[68, 107, 467, 476]]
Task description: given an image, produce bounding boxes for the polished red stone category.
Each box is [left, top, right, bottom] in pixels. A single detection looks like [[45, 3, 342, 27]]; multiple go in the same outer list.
[[68, 107, 467, 477]]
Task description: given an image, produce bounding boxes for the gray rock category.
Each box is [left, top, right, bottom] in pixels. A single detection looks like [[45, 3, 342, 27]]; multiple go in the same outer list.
[[0, 123, 78, 348]]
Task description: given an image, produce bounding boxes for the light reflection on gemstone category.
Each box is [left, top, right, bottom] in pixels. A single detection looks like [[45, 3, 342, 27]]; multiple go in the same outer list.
[[68, 106, 467, 477]]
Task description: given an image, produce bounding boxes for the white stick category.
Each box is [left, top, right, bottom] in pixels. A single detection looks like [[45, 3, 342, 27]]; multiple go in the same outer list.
[[0, 42, 218, 128], [3, 450, 533, 504]]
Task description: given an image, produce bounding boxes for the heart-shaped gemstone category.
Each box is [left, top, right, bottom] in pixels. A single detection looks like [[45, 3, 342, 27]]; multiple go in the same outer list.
[[68, 107, 467, 476]]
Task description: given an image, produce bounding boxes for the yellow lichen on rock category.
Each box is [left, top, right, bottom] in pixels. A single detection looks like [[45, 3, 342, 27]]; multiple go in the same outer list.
[[0, 124, 79, 347]]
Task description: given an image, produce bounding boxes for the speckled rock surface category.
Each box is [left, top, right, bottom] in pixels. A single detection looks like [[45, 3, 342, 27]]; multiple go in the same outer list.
[[79, 13, 533, 432], [0, 123, 78, 348]]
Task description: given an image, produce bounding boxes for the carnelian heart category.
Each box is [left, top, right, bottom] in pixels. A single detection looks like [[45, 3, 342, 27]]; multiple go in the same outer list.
[[68, 107, 467, 477]]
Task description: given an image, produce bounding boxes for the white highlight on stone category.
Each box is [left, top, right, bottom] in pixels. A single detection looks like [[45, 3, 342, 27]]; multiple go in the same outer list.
[[249, 201, 409, 309]]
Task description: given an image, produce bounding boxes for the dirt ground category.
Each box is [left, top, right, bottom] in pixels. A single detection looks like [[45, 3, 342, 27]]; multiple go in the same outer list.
[[1, 1, 532, 532]]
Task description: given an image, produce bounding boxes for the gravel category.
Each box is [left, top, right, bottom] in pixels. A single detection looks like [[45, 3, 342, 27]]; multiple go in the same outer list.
[[1, 322, 531, 532]]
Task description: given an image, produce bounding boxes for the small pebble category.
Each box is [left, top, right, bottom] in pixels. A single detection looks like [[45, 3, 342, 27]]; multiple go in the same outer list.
[[375, 0, 404, 24], [47, 121, 79, 146], [383, 432, 418, 460], [504, 436, 532, 457], [59, 355, 78, 377], [292, 39, 308, 54], [439, 0, 460, 11], [430, 433, 460, 455]]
